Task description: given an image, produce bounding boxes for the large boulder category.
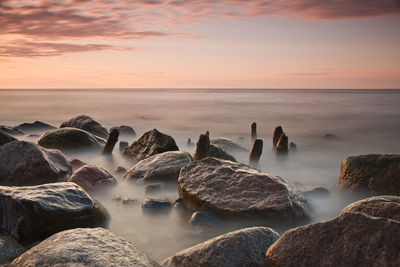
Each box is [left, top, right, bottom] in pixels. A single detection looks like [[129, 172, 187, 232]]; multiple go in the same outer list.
[[125, 151, 192, 181], [0, 129, 17, 146], [0, 141, 72, 186], [60, 115, 109, 139], [338, 154, 400, 195], [123, 129, 179, 161], [163, 227, 279, 267], [68, 165, 117, 193], [210, 138, 248, 153], [265, 212, 400, 266], [178, 157, 310, 219], [38, 127, 105, 152], [0, 182, 109, 244], [16, 121, 55, 134], [0, 234, 25, 265], [0, 126, 24, 136], [9, 227, 160, 267]]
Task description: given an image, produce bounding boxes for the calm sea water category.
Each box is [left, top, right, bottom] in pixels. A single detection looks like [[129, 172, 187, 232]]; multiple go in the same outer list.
[[1, 89, 400, 261]]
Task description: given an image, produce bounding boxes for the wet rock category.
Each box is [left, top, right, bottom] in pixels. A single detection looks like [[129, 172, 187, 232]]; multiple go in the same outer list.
[[111, 125, 136, 138], [173, 198, 188, 212], [193, 134, 210, 161], [9, 228, 160, 267], [249, 139, 263, 166], [189, 212, 222, 227], [123, 129, 179, 161], [0, 141, 72, 186], [251, 122, 257, 141], [163, 227, 279, 267], [0, 126, 24, 136], [69, 158, 87, 172], [142, 198, 171, 214], [0, 182, 109, 244], [272, 126, 283, 150], [186, 138, 194, 147], [265, 212, 400, 267], [209, 144, 237, 162], [289, 142, 297, 153], [125, 151, 192, 181], [338, 154, 400, 195], [145, 183, 163, 195], [178, 157, 310, 220], [115, 166, 127, 174], [119, 141, 129, 153], [205, 130, 210, 137], [301, 186, 330, 198], [339, 195, 400, 221], [0, 234, 25, 265], [112, 194, 137, 205], [0, 129, 17, 146], [276, 133, 289, 157], [210, 138, 248, 153], [68, 165, 117, 193], [102, 127, 119, 154], [16, 121, 55, 134], [38, 127, 106, 152], [325, 133, 337, 139], [60, 115, 109, 139]]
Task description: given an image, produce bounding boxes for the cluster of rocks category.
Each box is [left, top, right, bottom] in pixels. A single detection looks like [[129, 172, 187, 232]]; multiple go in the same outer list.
[[273, 125, 296, 157]]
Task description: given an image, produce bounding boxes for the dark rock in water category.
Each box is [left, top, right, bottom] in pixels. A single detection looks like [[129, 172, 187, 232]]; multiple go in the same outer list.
[[289, 142, 297, 153], [60, 115, 109, 139], [272, 126, 283, 150], [142, 198, 171, 214], [276, 133, 289, 157], [249, 139, 263, 166], [325, 133, 337, 139], [145, 183, 163, 195], [0, 130, 17, 146], [112, 194, 137, 205], [102, 127, 119, 154], [173, 198, 188, 211], [205, 130, 210, 137], [38, 127, 106, 152], [0, 182, 109, 245], [125, 151, 192, 181], [193, 134, 210, 161], [123, 129, 179, 161], [338, 154, 400, 195], [115, 166, 127, 174], [16, 121, 55, 133], [209, 144, 237, 162], [251, 122, 257, 141], [0, 234, 25, 265], [111, 125, 136, 138], [189, 212, 222, 227], [0, 141, 72, 186], [68, 165, 117, 193], [163, 227, 279, 267], [210, 138, 248, 153], [238, 136, 245, 142], [0, 126, 24, 136], [186, 138, 194, 147], [69, 158, 87, 172], [265, 212, 400, 267], [119, 141, 129, 153], [178, 157, 310, 220], [339, 195, 400, 222], [302, 186, 330, 198], [9, 227, 160, 267]]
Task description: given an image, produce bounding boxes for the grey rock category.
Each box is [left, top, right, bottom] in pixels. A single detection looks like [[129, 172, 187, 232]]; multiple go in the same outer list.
[[0, 129, 17, 146], [60, 115, 109, 139], [289, 142, 297, 153], [69, 158, 87, 172], [115, 166, 127, 174], [249, 139, 263, 166], [145, 184, 163, 195], [0, 234, 25, 265], [119, 141, 129, 153], [142, 198, 171, 214], [209, 144, 237, 162], [0, 126, 24, 136], [9, 228, 160, 267], [0, 141, 72, 186], [16, 121, 55, 134], [210, 138, 248, 153], [111, 125, 136, 138], [112, 194, 137, 205], [189, 212, 221, 227], [163, 227, 279, 267], [0, 182, 109, 244], [276, 133, 289, 157], [302, 186, 330, 198], [68, 165, 117, 193], [251, 122, 257, 141]]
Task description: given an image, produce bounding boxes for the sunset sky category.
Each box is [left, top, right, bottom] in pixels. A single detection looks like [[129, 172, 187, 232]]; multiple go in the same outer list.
[[1, 0, 400, 89]]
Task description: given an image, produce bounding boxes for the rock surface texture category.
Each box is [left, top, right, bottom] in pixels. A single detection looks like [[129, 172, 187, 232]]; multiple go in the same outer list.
[[60, 115, 109, 139], [0, 234, 25, 265], [0, 141, 72, 186], [68, 165, 117, 193], [16, 121, 55, 133], [163, 227, 279, 267], [210, 138, 248, 153], [178, 157, 310, 219], [0, 130, 17, 146], [9, 228, 160, 267]]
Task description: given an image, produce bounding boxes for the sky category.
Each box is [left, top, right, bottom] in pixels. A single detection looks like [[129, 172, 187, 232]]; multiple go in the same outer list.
[[0, 0, 400, 89]]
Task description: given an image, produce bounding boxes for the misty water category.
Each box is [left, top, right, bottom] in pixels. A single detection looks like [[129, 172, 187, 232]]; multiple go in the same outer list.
[[1, 89, 400, 262]]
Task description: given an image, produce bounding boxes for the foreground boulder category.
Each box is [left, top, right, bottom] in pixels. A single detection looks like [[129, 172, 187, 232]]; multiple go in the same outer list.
[[210, 138, 248, 153], [125, 151, 192, 181], [9, 228, 160, 267], [0, 234, 25, 265], [0, 129, 17, 146], [338, 154, 400, 195], [16, 121, 55, 133], [178, 157, 310, 219], [0, 182, 109, 244], [0, 141, 72, 186], [38, 127, 105, 152], [68, 165, 117, 193], [163, 227, 279, 267], [265, 211, 400, 266], [123, 129, 179, 161], [60, 115, 109, 139]]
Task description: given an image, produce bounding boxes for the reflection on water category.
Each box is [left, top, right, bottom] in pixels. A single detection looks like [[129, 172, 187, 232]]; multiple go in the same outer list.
[[1, 89, 400, 262]]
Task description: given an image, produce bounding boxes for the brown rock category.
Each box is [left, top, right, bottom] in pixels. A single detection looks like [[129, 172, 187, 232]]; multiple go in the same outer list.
[[68, 165, 117, 193], [251, 122, 257, 141], [193, 134, 210, 161], [102, 128, 119, 154], [272, 126, 283, 150], [276, 133, 288, 157], [289, 142, 297, 153], [60, 115, 108, 139], [69, 158, 87, 172], [115, 166, 127, 174], [249, 139, 263, 166]]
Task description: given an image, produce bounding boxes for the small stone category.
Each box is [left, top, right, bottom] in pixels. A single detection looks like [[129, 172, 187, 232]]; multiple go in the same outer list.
[[189, 212, 222, 227], [145, 183, 163, 195], [114, 166, 127, 174], [289, 142, 297, 153], [142, 198, 171, 214], [119, 141, 129, 153], [251, 122, 257, 141], [112, 194, 137, 205]]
